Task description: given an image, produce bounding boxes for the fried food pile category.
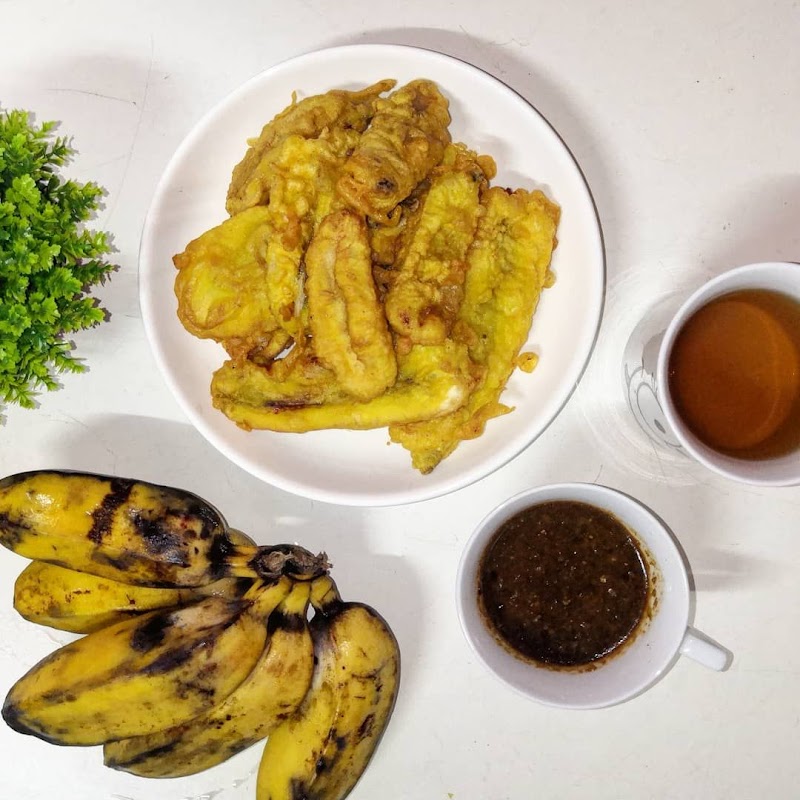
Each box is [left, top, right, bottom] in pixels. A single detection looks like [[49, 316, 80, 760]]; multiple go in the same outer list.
[[173, 79, 560, 473]]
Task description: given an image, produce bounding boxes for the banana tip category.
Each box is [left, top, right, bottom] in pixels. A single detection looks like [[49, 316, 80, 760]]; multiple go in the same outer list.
[[2, 699, 38, 740]]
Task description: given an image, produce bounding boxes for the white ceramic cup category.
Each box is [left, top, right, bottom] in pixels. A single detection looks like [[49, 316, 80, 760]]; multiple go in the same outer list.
[[624, 261, 800, 485], [456, 483, 731, 709], [655, 261, 800, 486]]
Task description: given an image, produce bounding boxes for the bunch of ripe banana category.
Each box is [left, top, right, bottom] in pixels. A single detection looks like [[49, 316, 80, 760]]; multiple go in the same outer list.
[[0, 470, 400, 800]]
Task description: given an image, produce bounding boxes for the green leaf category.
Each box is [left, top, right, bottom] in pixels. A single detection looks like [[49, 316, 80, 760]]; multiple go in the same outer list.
[[0, 109, 116, 409]]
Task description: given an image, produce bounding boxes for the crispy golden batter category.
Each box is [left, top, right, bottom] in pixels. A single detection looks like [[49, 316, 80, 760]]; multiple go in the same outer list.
[[174, 207, 277, 361], [383, 144, 490, 346], [212, 341, 475, 433], [227, 80, 395, 216], [368, 178, 430, 271], [337, 80, 451, 224], [247, 330, 294, 366], [260, 135, 356, 338], [175, 135, 348, 358], [389, 187, 560, 472], [305, 210, 397, 400], [211, 352, 349, 409], [174, 79, 563, 474]]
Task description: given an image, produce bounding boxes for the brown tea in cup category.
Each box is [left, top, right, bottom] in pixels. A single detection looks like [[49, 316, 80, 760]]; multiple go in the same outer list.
[[667, 288, 800, 459]]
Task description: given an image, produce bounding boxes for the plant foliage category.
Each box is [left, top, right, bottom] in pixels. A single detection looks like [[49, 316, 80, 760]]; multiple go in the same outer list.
[[0, 109, 115, 408]]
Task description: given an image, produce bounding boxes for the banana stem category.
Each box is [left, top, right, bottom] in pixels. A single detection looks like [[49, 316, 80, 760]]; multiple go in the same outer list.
[[310, 574, 343, 615], [225, 545, 262, 578], [226, 544, 331, 582], [246, 576, 293, 617]]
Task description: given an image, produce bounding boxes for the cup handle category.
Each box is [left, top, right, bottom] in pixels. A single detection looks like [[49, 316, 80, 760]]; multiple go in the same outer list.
[[679, 627, 732, 671]]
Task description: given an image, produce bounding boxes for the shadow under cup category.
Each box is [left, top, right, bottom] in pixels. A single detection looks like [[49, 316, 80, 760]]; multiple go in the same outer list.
[[655, 262, 800, 487], [456, 484, 730, 710]]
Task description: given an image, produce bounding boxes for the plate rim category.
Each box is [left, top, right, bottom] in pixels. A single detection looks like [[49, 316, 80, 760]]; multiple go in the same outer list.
[[138, 43, 606, 507]]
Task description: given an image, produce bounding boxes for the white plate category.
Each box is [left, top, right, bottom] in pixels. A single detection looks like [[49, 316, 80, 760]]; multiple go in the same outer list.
[[139, 44, 605, 507]]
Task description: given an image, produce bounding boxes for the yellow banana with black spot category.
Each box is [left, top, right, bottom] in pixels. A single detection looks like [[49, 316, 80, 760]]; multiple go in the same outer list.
[[0, 471, 329, 587], [2, 579, 291, 746], [104, 578, 315, 777], [13, 530, 257, 634], [13, 560, 252, 634], [256, 590, 400, 800], [0, 470, 258, 587]]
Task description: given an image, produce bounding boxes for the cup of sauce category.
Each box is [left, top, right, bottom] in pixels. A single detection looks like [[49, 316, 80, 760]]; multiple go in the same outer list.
[[456, 484, 731, 709]]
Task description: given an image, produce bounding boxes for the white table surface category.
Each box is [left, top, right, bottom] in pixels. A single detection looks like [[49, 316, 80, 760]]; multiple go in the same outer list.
[[1, 1, 799, 798]]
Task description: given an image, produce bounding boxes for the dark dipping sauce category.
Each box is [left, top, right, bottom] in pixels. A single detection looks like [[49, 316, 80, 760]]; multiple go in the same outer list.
[[477, 501, 649, 668]]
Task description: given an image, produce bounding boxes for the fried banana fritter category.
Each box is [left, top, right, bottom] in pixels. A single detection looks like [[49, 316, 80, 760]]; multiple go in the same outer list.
[[227, 79, 395, 215], [174, 207, 277, 361], [337, 80, 452, 224], [211, 351, 349, 409], [305, 210, 397, 400], [368, 177, 430, 272], [257, 135, 346, 338], [212, 341, 475, 433], [175, 135, 347, 358], [175, 78, 564, 474], [389, 187, 561, 473], [383, 144, 490, 346]]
